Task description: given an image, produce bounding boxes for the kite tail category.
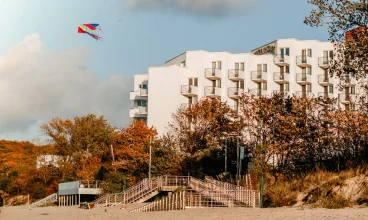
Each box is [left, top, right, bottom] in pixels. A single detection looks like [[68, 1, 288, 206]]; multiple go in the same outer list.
[[87, 32, 102, 41]]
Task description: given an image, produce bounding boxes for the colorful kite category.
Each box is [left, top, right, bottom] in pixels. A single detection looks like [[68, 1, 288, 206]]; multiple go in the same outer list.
[[78, 24, 102, 41]]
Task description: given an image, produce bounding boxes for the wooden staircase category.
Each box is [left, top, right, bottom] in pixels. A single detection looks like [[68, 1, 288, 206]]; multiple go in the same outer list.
[[92, 176, 259, 210], [29, 193, 58, 208]]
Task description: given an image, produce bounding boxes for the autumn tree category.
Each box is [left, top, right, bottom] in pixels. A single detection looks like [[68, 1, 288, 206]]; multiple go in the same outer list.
[[41, 114, 114, 180], [111, 120, 157, 185], [169, 98, 245, 178], [305, 0, 368, 79]]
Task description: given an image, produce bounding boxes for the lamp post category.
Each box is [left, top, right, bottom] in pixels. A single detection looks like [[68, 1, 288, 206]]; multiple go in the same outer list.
[[149, 136, 152, 181]]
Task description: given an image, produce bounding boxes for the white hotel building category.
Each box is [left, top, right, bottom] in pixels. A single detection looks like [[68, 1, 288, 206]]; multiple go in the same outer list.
[[130, 38, 360, 135]]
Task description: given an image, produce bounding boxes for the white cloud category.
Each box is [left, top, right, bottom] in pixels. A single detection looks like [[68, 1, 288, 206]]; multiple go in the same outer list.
[[124, 0, 258, 16], [0, 34, 133, 141]]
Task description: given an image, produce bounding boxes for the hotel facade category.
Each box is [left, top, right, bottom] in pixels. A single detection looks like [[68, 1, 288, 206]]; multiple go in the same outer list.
[[130, 39, 363, 135]]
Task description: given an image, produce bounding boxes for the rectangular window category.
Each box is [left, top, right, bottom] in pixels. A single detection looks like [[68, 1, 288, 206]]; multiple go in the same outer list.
[[240, 62, 244, 71], [280, 48, 284, 57], [194, 78, 198, 86], [285, 48, 290, 56], [217, 79, 221, 88], [235, 63, 239, 70], [307, 67, 312, 75], [285, 83, 290, 91], [329, 86, 333, 93], [285, 66, 290, 73], [240, 81, 244, 89], [308, 49, 312, 57], [263, 64, 267, 72], [218, 61, 222, 70], [351, 86, 355, 94], [138, 101, 147, 107], [212, 61, 216, 69], [263, 82, 267, 90], [307, 84, 312, 92], [329, 50, 333, 59]]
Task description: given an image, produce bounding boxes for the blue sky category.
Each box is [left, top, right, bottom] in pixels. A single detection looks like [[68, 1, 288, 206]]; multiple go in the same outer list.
[[0, 0, 329, 141]]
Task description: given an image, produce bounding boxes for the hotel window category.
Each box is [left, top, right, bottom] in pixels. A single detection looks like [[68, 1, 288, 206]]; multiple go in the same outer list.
[[263, 82, 267, 90], [263, 64, 267, 72], [239, 81, 244, 89], [285, 83, 290, 91], [307, 67, 312, 75], [285, 48, 290, 56], [308, 49, 312, 57], [189, 78, 198, 86], [351, 85, 355, 94], [218, 61, 222, 70], [329, 86, 333, 93], [329, 50, 333, 59], [307, 84, 312, 92], [285, 66, 290, 73], [240, 62, 244, 71], [137, 101, 147, 107], [216, 79, 221, 88]]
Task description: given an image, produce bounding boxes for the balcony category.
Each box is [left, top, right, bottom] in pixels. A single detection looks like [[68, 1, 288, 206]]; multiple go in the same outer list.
[[251, 71, 267, 82], [129, 106, 148, 118], [130, 88, 148, 100], [228, 69, 245, 81], [318, 57, 330, 69], [181, 85, 198, 97], [205, 68, 222, 80], [272, 90, 290, 97], [340, 76, 356, 87], [228, 87, 244, 99], [295, 91, 314, 99], [296, 73, 312, 85], [204, 86, 222, 98], [273, 72, 289, 84], [250, 89, 268, 98], [318, 75, 334, 86], [339, 93, 355, 104], [318, 92, 334, 101], [296, 55, 312, 67], [273, 54, 290, 66]]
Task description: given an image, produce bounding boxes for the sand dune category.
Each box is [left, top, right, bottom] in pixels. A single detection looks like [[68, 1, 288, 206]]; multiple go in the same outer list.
[[1, 204, 368, 220]]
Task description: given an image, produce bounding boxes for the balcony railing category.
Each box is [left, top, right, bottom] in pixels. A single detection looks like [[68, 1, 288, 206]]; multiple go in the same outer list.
[[273, 54, 290, 66], [228, 87, 244, 99], [251, 70, 267, 82], [204, 86, 221, 97], [318, 57, 330, 69], [340, 76, 356, 87], [140, 88, 148, 96], [296, 55, 312, 67], [272, 90, 290, 97], [273, 72, 289, 83], [228, 69, 245, 81], [318, 74, 334, 86], [295, 91, 314, 99], [318, 92, 334, 101], [181, 85, 198, 97], [138, 106, 147, 114], [296, 73, 312, 85], [129, 107, 147, 118], [250, 89, 268, 97], [339, 93, 355, 104], [205, 68, 221, 80]]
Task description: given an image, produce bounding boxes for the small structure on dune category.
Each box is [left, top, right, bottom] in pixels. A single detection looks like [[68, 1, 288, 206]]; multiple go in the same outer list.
[[58, 180, 102, 206]]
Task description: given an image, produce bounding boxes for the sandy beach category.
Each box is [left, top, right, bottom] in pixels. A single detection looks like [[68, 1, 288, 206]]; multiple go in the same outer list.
[[1, 205, 368, 220]]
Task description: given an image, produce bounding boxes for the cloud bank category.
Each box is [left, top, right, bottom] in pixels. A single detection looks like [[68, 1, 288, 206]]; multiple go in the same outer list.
[[124, 0, 258, 16], [0, 34, 133, 140]]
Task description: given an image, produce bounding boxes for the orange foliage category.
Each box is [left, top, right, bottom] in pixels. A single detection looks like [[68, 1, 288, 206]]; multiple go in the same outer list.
[[112, 120, 157, 184]]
